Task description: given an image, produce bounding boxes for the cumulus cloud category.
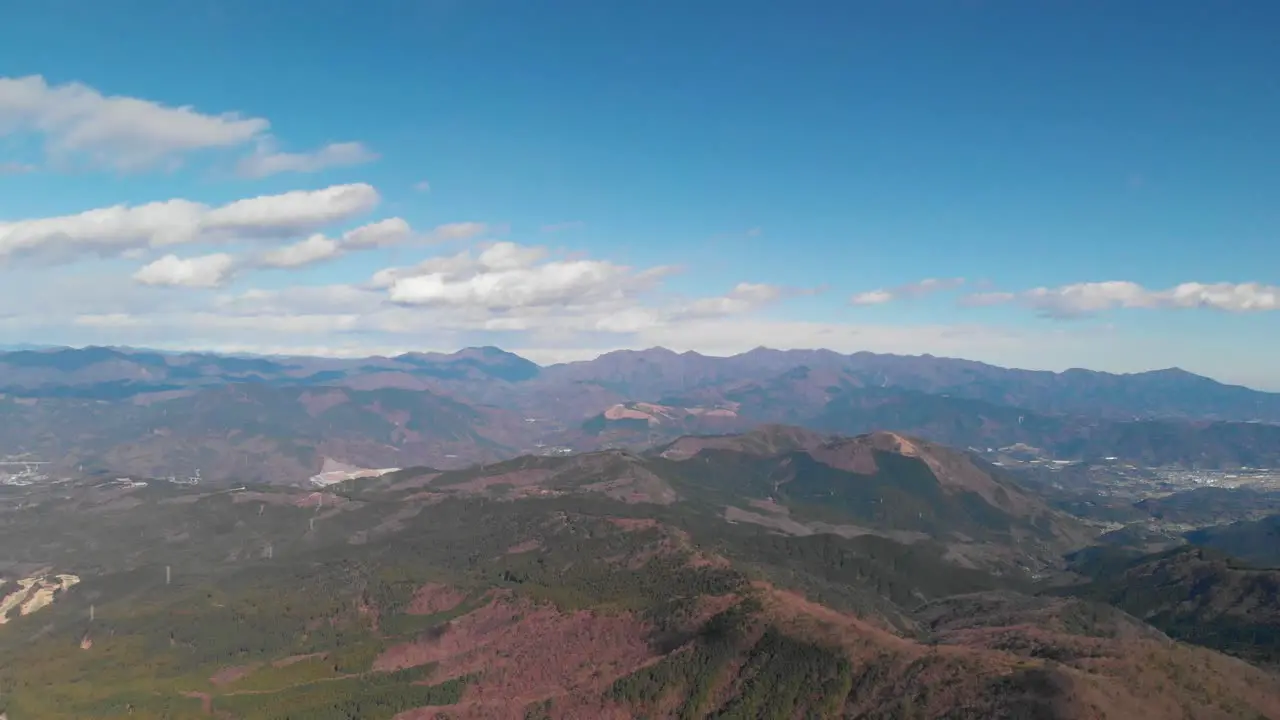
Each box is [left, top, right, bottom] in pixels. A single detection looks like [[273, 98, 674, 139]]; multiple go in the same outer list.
[[0, 75, 380, 178], [427, 221, 488, 243], [342, 217, 412, 249], [965, 281, 1280, 317], [385, 240, 667, 310], [678, 282, 787, 318], [236, 141, 379, 178], [0, 183, 379, 261], [213, 285, 383, 316], [850, 289, 893, 306], [258, 234, 341, 269], [0, 75, 268, 171], [205, 184, 379, 235], [413, 180, 431, 193], [257, 217, 412, 269], [133, 253, 236, 288], [75, 310, 361, 335], [0, 161, 35, 175], [850, 277, 965, 305]]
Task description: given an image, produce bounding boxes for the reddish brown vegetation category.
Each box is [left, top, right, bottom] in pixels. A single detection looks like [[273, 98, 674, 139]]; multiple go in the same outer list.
[[406, 583, 467, 615], [291, 491, 344, 508], [180, 690, 213, 715], [377, 595, 655, 718], [505, 539, 542, 554]]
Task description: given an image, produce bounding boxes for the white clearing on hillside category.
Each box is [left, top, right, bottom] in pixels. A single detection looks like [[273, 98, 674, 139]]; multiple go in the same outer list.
[[0, 573, 80, 624], [309, 457, 400, 487]]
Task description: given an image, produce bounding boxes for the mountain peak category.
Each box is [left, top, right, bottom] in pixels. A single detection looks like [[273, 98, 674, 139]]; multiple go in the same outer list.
[[1135, 367, 1211, 381]]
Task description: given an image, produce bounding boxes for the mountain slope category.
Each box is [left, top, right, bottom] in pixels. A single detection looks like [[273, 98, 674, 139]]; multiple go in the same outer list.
[[1066, 545, 1280, 667], [362, 427, 1094, 583], [0, 384, 536, 483], [2, 469, 1279, 719], [1185, 515, 1280, 568], [658, 428, 1094, 567]]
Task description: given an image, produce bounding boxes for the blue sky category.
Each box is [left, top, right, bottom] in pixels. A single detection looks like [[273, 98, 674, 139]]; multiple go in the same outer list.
[[0, 0, 1278, 387]]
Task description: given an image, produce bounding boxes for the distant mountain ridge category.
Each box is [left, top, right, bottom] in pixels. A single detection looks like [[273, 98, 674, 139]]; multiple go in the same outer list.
[[3, 344, 1277, 414], [1, 345, 1279, 483]]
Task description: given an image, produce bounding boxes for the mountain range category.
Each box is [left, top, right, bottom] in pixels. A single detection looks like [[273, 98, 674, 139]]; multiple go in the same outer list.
[[4, 426, 1280, 718], [2, 346, 1279, 484]]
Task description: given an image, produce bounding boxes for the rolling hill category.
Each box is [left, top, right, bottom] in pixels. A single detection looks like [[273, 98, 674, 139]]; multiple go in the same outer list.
[[2, 430, 1279, 718]]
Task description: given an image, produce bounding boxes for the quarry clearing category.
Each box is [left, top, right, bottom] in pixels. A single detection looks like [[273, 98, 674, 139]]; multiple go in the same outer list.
[[0, 572, 79, 624]]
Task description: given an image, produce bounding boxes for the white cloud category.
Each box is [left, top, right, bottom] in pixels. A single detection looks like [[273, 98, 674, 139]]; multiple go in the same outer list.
[[204, 184, 379, 235], [0, 183, 379, 261], [966, 281, 1280, 317], [133, 253, 236, 288], [0, 75, 268, 171], [76, 310, 361, 335], [427, 221, 488, 243], [256, 217, 413, 269], [236, 141, 379, 178], [344, 217, 411, 249], [413, 180, 431, 193], [0, 161, 35, 175], [213, 285, 383, 316], [384, 240, 669, 311], [850, 289, 893, 306], [0, 75, 380, 179], [678, 282, 786, 318], [961, 291, 1016, 307], [259, 234, 341, 269], [476, 242, 545, 271], [851, 277, 965, 305]]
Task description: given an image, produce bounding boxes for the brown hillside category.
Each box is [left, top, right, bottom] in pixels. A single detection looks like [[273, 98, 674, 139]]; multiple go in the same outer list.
[[378, 580, 1280, 720]]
